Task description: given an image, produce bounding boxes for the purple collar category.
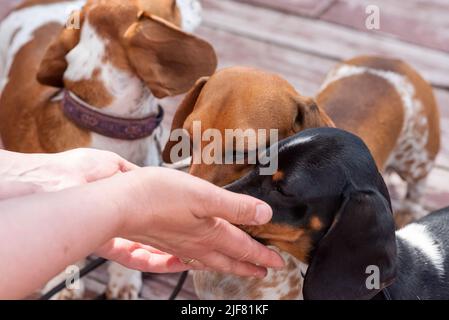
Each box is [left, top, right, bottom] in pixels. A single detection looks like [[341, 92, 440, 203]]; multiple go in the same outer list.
[[61, 90, 164, 140]]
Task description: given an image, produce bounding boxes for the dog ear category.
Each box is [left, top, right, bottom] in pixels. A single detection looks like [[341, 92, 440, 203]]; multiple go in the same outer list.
[[294, 97, 335, 130], [303, 189, 397, 300], [37, 19, 82, 88], [123, 13, 217, 99], [162, 76, 209, 163]]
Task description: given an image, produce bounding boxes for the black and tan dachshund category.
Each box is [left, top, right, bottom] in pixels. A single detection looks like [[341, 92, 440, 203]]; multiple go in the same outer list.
[[193, 127, 449, 300]]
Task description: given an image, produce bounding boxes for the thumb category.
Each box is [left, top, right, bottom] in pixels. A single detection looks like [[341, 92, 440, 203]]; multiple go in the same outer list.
[[194, 187, 273, 226], [119, 159, 140, 172]]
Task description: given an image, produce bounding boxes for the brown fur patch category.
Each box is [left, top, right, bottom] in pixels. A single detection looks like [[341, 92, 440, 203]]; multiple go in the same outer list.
[[319, 55, 440, 170], [0, 22, 91, 152], [65, 69, 113, 109]]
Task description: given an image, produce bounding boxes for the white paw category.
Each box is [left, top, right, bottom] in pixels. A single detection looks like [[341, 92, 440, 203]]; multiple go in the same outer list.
[[106, 263, 142, 300], [53, 286, 85, 300]]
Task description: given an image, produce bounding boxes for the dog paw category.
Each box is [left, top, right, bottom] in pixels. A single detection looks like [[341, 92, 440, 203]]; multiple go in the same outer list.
[[106, 284, 139, 300], [106, 263, 142, 300], [55, 287, 85, 300]]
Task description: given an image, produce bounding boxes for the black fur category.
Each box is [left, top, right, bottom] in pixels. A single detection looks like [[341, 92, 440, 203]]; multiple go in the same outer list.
[[226, 127, 449, 300]]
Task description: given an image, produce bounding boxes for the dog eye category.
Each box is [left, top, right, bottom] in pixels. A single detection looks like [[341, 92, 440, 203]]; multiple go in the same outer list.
[[275, 184, 287, 196]]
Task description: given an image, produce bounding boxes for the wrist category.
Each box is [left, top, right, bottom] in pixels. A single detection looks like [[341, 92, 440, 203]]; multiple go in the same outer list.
[[112, 168, 158, 239]]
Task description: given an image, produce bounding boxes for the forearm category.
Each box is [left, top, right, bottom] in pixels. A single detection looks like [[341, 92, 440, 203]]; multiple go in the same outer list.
[[0, 172, 136, 299]]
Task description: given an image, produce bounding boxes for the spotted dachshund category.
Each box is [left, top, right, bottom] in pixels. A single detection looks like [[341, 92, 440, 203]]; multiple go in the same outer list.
[[193, 128, 449, 300]]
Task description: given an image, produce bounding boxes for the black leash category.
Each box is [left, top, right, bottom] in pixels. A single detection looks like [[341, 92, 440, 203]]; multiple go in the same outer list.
[[169, 271, 189, 300], [40, 258, 188, 300]]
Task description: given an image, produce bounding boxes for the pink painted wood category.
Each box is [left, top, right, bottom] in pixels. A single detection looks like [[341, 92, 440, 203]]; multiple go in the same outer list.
[[236, 0, 335, 17], [320, 0, 449, 53]]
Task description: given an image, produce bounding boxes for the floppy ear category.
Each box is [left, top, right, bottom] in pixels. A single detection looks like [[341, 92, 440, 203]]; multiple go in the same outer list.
[[123, 14, 217, 99], [162, 76, 209, 163], [303, 189, 397, 300], [37, 25, 81, 88], [294, 97, 335, 130]]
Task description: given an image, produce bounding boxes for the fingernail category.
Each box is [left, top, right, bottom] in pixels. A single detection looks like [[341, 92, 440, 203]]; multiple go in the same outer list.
[[253, 204, 272, 225]]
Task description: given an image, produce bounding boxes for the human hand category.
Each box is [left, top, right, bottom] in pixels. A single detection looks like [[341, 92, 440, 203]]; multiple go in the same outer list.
[[116, 167, 285, 278], [0, 148, 137, 199], [42, 148, 138, 187], [95, 238, 190, 273]]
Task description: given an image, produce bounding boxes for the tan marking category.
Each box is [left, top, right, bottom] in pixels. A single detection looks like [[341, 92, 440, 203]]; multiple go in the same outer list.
[[272, 171, 284, 182], [240, 224, 304, 242], [270, 236, 312, 263], [240, 223, 312, 262], [309, 216, 323, 230]]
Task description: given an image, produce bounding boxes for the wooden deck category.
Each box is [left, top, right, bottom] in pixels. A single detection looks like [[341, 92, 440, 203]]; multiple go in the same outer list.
[[1, 0, 449, 300]]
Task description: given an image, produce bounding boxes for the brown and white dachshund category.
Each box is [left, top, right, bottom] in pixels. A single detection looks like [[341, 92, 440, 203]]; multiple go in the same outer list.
[[0, 0, 216, 299], [163, 57, 440, 224]]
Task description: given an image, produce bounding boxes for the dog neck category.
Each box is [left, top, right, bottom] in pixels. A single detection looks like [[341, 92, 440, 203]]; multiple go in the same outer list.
[[193, 247, 308, 300]]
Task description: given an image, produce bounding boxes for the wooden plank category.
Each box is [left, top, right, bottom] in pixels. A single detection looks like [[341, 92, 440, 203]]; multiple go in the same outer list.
[[0, 0, 22, 19], [196, 27, 335, 96], [201, 0, 449, 88], [234, 0, 336, 18], [321, 0, 449, 53], [195, 24, 449, 169]]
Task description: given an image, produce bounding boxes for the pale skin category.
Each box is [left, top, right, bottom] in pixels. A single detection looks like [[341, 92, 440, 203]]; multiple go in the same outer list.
[[0, 149, 284, 299]]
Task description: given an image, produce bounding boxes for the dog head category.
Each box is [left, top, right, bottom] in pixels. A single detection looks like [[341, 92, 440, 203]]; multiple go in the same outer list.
[[37, 0, 216, 102], [162, 67, 334, 185], [225, 127, 397, 300]]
